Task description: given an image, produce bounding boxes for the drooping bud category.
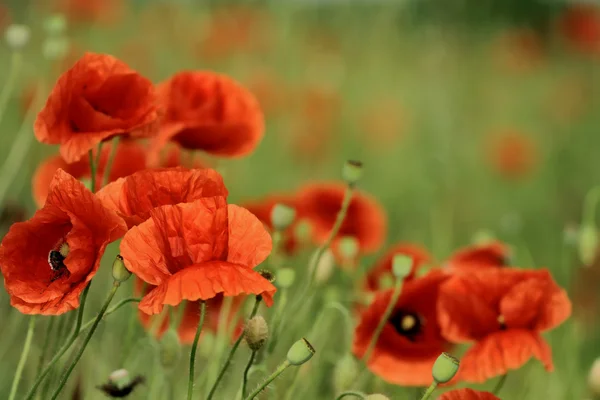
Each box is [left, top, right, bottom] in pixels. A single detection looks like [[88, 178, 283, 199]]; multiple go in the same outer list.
[[271, 203, 296, 231], [159, 328, 181, 370], [112, 255, 131, 283], [431, 352, 460, 384], [588, 357, 600, 396], [59, 242, 70, 258], [286, 338, 315, 366], [366, 395, 391, 400], [277, 267, 296, 289], [244, 316, 269, 351], [332, 354, 359, 393], [42, 37, 70, 61], [43, 14, 67, 36], [4, 24, 30, 49], [342, 160, 363, 187], [392, 254, 413, 280], [315, 250, 335, 283], [579, 224, 598, 267]]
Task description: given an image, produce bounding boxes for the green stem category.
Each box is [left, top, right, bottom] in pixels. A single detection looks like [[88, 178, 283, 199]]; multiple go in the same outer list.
[[188, 301, 207, 400], [335, 391, 367, 400], [419, 382, 438, 400], [583, 186, 600, 225], [34, 317, 56, 383], [102, 136, 120, 187], [50, 282, 120, 399], [265, 288, 288, 356], [241, 350, 257, 398], [492, 374, 508, 395], [244, 360, 290, 400], [207, 296, 262, 400], [0, 52, 22, 124], [37, 314, 69, 400], [24, 283, 91, 400], [89, 148, 98, 192], [8, 316, 36, 400], [80, 297, 141, 332]]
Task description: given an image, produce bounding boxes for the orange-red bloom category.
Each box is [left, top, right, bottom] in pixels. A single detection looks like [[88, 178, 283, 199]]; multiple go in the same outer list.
[[365, 243, 432, 291], [120, 199, 276, 314], [53, 0, 124, 25], [34, 52, 158, 163], [445, 242, 510, 272], [438, 268, 571, 383], [440, 388, 500, 400], [32, 139, 147, 207], [0, 169, 126, 315], [353, 271, 452, 386], [97, 167, 228, 228], [488, 131, 537, 179], [298, 182, 386, 255], [559, 5, 600, 55], [148, 71, 264, 164]]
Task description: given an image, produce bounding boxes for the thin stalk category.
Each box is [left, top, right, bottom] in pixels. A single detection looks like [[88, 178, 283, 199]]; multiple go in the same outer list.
[[206, 297, 262, 400], [241, 350, 257, 398], [8, 316, 36, 400], [492, 374, 508, 395], [89, 148, 98, 193], [34, 317, 56, 383], [244, 360, 290, 400], [80, 297, 141, 332], [101, 136, 120, 187], [0, 52, 22, 124], [419, 382, 438, 400], [187, 301, 207, 400], [335, 391, 367, 400], [50, 282, 120, 399]]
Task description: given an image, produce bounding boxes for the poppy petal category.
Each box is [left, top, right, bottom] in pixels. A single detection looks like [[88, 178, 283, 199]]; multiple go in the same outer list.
[[440, 388, 500, 400], [227, 204, 272, 267]]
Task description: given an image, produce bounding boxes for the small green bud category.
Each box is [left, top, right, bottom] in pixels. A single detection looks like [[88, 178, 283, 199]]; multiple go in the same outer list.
[[42, 37, 70, 61], [244, 316, 269, 351], [579, 224, 598, 266], [277, 268, 296, 289], [338, 236, 359, 261], [294, 219, 313, 243], [366, 395, 390, 400], [342, 160, 363, 187], [315, 250, 335, 283], [159, 328, 181, 370], [432, 352, 460, 384], [392, 254, 413, 279], [333, 354, 359, 393], [59, 242, 70, 258], [286, 338, 315, 366], [112, 255, 131, 283], [5, 24, 30, 50], [271, 203, 296, 231], [377, 273, 395, 290], [43, 14, 67, 35]]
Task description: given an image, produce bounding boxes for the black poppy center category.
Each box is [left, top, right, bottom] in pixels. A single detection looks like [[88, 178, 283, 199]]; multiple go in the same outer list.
[[47, 249, 70, 282], [389, 309, 423, 341]]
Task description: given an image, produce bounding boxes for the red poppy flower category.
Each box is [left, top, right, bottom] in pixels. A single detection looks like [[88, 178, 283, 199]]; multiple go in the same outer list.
[[148, 71, 264, 165], [438, 268, 571, 383], [298, 182, 387, 254], [32, 139, 147, 208], [34, 52, 158, 163], [487, 131, 537, 179], [445, 242, 510, 272], [365, 243, 432, 291], [120, 199, 276, 314], [353, 271, 452, 386], [242, 194, 300, 255], [96, 167, 228, 228], [53, 0, 124, 25], [358, 97, 406, 150], [559, 5, 600, 55], [440, 388, 500, 400], [0, 169, 126, 315]]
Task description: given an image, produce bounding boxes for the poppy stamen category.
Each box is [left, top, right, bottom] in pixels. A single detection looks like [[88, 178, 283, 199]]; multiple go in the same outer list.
[[389, 310, 424, 341], [497, 314, 507, 330]]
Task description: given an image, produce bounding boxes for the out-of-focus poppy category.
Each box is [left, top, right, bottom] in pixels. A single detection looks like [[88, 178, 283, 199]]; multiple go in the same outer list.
[[358, 97, 406, 149], [32, 139, 147, 207], [0, 5, 11, 29], [487, 131, 537, 179], [53, 0, 124, 25], [438, 268, 571, 383], [445, 242, 510, 272], [353, 271, 452, 386], [244, 68, 288, 116], [440, 388, 500, 400], [0, 169, 126, 315], [148, 71, 264, 164], [298, 182, 387, 255], [97, 167, 227, 228], [120, 199, 276, 315], [493, 28, 544, 73], [546, 76, 589, 125], [559, 5, 600, 55], [365, 243, 432, 291], [34, 52, 159, 163]]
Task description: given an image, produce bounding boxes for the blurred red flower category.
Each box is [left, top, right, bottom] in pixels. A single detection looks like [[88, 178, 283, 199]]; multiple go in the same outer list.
[[148, 71, 264, 164], [34, 52, 158, 163], [53, 0, 124, 25], [298, 182, 387, 255], [32, 139, 147, 207], [0, 170, 126, 315], [97, 167, 228, 228], [438, 268, 571, 382], [488, 131, 537, 179], [493, 28, 544, 73], [559, 5, 600, 55], [445, 241, 510, 272], [120, 199, 276, 315], [364, 243, 433, 291], [440, 388, 500, 400], [353, 271, 452, 386], [358, 98, 406, 150]]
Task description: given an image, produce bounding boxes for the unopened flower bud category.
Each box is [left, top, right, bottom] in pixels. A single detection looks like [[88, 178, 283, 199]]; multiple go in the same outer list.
[[271, 203, 296, 231], [4, 24, 30, 49], [43, 14, 67, 35], [159, 328, 181, 370], [579, 224, 598, 266], [286, 338, 315, 366], [342, 160, 363, 187], [244, 316, 269, 351], [432, 352, 460, 384], [333, 354, 359, 393], [112, 255, 131, 283], [294, 219, 312, 243], [315, 250, 335, 283], [59, 242, 70, 258], [43, 37, 69, 61], [277, 267, 296, 289], [392, 254, 413, 279], [588, 358, 600, 395], [366, 395, 390, 400], [338, 236, 359, 262]]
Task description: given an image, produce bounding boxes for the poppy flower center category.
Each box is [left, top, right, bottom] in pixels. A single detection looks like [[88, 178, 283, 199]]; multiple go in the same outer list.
[[389, 309, 423, 340], [47, 242, 71, 283], [497, 314, 507, 330]]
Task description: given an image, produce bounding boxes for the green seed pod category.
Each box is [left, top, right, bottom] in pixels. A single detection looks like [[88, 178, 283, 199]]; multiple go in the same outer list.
[[294, 219, 313, 244], [432, 352, 460, 384], [43, 37, 70, 61], [392, 254, 413, 279], [159, 328, 181, 370], [286, 338, 315, 366], [43, 14, 67, 35], [338, 236, 359, 261], [277, 268, 296, 289], [4, 24, 30, 49], [112, 255, 131, 283], [579, 224, 598, 266], [342, 160, 363, 187], [271, 203, 296, 231]]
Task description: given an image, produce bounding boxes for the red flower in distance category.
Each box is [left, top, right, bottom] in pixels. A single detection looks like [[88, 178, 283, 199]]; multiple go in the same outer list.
[[148, 71, 264, 164], [488, 131, 537, 180], [0, 169, 126, 315], [365, 243, 433, 291], [559, 5, 600, 55], [32, 139, 147, 207], [96, 167, 228, 228], [445, 241, 510, 272], [438, 268, 571, 383], [353, 271, 452, 386], [34, 52, 158, 163], [298, 182, 387, 255], [440, 388, 500, 400]]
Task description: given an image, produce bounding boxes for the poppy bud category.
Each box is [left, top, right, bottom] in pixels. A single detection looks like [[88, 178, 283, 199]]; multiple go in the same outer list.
[[366, 395, 390, 400], [286, 338, 315, 366], [112, 255, 131, 283], [333, 354, 359, 393], [342, 160, 363, 187], [294, 219, 313, 244], [563, 223, 579, 247], [43, 37, 69, 61], [244, 316, 269, 351], [4, 24, 30, 50], [43, 14, 67, 36], [277, 267, 296, 289], [338, 236, 359, 263], [588, 358, 600, 396], [431, 352, 460, 384], [314, 250, 335, 283], [392, 254, 412, 280], [159, 328, 181, 370], [377, 273, 395, 290], [59, 242, 70, 258], [579, 224, 598, 266], [271, 203, 296, 231]]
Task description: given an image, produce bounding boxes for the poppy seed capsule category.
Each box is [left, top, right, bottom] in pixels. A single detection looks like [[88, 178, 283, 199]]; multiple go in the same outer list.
[[159, 328, 181, 370], [244, 316, 269, 351], [294, 219, 313, 243], [432, 352, 460, 384], [271, 203, 296, 231], [286, 338, 315, 366], [4, 24, 30, 49], [112, 255, 131, 283], [338, 236, 359, 261], [43, 14, 67, 35], [579, 224, 598, 266], [43, 37, 70, 61], [342, 160, 363, 187], [277, 267, 296, 289], [392, 254, 413, 279]]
